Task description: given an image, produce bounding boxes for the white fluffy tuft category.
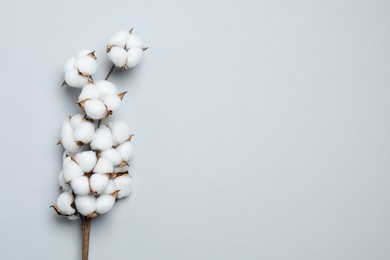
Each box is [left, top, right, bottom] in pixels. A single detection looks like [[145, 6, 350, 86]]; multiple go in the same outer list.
[[56, 191, 75, 215], [95, 80, 117, 99], [73, 120, 95, 144], [76, 56, 97, 76], [90, 126, 113, 151], [108, 46, 128, 67], [126, 48, 143, 68], [75, 151, 97, 172], [64, 57, 76, 72], [103, 180, 117, 194], [90, 174, 109, 194], [116, 141, 133, 161], [93, 157, 114, 174], [71, 176, 90, 195], [63, 160, 84, 182], [84, 99, 108, 120], [109, 121, 130, 146], [75, 195, 96, 216], [100, 148, 122, 166], [95, 195, 115, 214], [108, 30, 129, 48], [59, 170, 71, 191], [70, 114, 84, 130], [79, 84, 100, 101], [103, 94, 121, 113], [65, 69, 89, 88], [114, 174, 132, 198], [126, 33, 144, 49]]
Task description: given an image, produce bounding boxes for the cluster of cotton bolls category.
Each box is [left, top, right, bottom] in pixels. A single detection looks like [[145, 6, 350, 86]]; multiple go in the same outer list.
[[53, 29, 146, 220], [106, 29, 146, 70], [54, 119, 134, 219]]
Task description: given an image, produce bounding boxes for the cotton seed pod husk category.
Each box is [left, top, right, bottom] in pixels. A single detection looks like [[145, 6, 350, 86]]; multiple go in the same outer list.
[[70, 114, 84, 130], [126, 33, 144, 49], [90, 126, 113, 151], [108, 30, 130, 48], [75, 55, 97, 76], [108, 46, 128, 67], [73, 120, 95, 144], [95, 194, 116, 214], [75, 195, 96, 216], [55, 191, 76, 215], [83, 99, 108, 120], [95, 80, 118, 99], [126, 48, 143, 68], [100, 148, 122, 166], [113, 166, 129, 174], [109, 121, 130, 146], [71, 175, 90, 195], [64, 57, 76, 73], [79, 84, 100, 101], [63, 159, 84, 182], [114, 174, 132, 199], [116, 141, 133, 161], [65, 69, 89, 88], [103, 94, 121, 113], [59, 170, 71, 191], [93, 157, 114, 174], [90, 174, 109, 194], [77, 49, 94, 58], [74, 151, 97, 172]]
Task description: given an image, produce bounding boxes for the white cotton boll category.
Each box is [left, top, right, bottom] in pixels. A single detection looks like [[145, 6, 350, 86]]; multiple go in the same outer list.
[[56, 191, 75, 215], [114, 174, 132, 198], [109, 121, 130, 146], [108, 30, 129, 48], [62, 133, 80, 154], [79, 84, 100, 101], [70, 114, 84, 130], [75, 151, 97, 172], [95, 80, 117, 99], [84, 99, 108, 120], [103, 94, 121, 113], [126, 48, 143, 68], [62, 155, 72, 167], [103, 180, 117, 194], [101, 148, 122, 166], [77, 49, 93, 57], [71, 176, 90, 195], [90, 126, 113, 151], [117, 141, 133, 161], [95, 195, 115, 214], [65, 69, 89, 88], [59, 170, 71, 191], [90, 174, 109, 194], [75, 195, 96, 216], [61, 120, 73, 136], [108, 46, 128, 67], [74, 120, 95, 144], [62, 151, 71, 161], [76, 56, 97, 76], [64, 57, 76, 72], [126, 33, 144, 49], [63, 160, 84, 182], [93, 157, 114, 174]]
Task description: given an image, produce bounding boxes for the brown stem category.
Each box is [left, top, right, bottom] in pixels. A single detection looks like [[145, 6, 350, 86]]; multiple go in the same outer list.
[[105, 64, 115, 80], [81, 217, 92, 260]]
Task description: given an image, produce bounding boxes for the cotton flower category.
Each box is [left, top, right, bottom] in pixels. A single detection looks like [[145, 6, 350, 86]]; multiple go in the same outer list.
[[116, 141, 133, 162], [106, 29, 146, 70], [109, 121, 131, 146], [64, 50, 97, 88], [101, 148, 122, 166], [78, 80, 126, 120], [93, 157, 114, 174], [59, 170, 71, 191], [74, 151, 97, 172], [63, 159, 84, 182]]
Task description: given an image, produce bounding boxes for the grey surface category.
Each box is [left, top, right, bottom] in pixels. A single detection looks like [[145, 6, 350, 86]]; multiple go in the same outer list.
[[0, 0, 389, 259]]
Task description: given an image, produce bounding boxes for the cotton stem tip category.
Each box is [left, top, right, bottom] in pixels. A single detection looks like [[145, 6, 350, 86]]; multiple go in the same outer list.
[[143, 47, 148, 51]]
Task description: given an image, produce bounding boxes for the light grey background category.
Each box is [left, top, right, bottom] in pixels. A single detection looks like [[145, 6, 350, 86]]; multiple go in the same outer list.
[[0, 0, 389, 259]]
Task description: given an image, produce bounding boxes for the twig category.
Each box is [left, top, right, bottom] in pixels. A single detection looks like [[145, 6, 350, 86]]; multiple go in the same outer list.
[[81, 217, 92, 260], [105, 64, 115, 80]]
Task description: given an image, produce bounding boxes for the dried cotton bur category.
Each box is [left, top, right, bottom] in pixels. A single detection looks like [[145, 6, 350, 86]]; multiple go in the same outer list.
[[52, 29, 147, 260]]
